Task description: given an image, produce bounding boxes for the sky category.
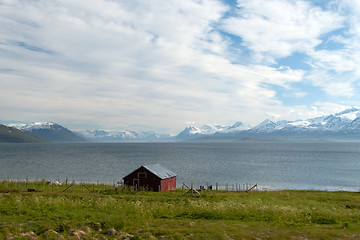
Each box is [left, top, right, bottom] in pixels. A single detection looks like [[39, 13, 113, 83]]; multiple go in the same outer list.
[[1, 0, 360, 133]]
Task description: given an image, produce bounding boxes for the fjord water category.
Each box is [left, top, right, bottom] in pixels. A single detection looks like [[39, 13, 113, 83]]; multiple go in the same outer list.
[[1, 141, 360, 191]]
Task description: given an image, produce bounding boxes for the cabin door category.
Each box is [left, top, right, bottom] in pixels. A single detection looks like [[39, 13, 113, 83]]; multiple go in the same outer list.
[[133, 179, 139, 190]]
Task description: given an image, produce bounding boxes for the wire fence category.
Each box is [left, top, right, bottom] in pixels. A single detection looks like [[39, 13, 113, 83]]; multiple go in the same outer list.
[[0, 178, 123, 193], [181, 182, 258, 195], [0, 178, 258, 194]]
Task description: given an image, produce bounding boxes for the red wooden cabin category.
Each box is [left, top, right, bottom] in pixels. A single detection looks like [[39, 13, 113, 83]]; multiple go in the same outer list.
[[123, 164, 177, 192]]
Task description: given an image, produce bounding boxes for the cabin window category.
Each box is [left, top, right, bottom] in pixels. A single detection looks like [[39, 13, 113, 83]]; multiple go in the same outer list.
[[138, 172, 147, 178]]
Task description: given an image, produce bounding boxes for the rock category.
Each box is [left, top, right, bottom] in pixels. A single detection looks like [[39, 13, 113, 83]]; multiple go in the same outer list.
[[107, 228, 116, 236], [93, 222, 102, 232], [72, 230, 86, 239], [119, 231, 134, 238], [20, 231, 37, 239], [42, 230, 58, 239]]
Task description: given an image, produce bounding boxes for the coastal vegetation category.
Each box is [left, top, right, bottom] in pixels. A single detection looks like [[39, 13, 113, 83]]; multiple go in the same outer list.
[[1, 181, 360, 239]]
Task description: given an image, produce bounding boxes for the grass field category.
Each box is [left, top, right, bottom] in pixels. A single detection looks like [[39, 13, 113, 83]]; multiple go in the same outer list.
[[1, 181, 360, 239]]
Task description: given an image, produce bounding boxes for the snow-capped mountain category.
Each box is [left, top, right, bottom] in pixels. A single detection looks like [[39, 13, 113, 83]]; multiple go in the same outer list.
[[7, 122, 86, 143], [249, 107, 360, 134], [227, 121, 252, 132], [0, 124, 47, 143], [75, 129, 172, 142], [176, 122, 252, 139], [250, 119, 279, 132], [8, 122, 65, 131], [176, 126, 202, 139], [176, 108, 360, 140]]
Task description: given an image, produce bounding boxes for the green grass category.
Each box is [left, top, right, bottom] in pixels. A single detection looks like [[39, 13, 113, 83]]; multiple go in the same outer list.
[[1, 182, 360, 239]]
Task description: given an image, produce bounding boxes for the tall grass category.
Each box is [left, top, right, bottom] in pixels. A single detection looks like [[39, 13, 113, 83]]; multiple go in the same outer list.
[[1, 186, 360, 239]]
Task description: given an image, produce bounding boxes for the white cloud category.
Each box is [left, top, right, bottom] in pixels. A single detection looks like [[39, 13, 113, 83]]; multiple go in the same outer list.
[[300, 1, 360, 98], [1, 0, 360, 132], [310, 102, 354, 116], [293, 91, 308, 99], [322, 82, 354, 97], [307, 49, 356, 72], [221, 0, 344, 63], [0, 0, 313, 130]]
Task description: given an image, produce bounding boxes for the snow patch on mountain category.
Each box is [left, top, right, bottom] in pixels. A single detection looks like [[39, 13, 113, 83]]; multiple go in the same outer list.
[[251, 119, 279, 132], [176, 122, 252, 139], [76, 129, 172, 142], [7, 122, 60, 131]]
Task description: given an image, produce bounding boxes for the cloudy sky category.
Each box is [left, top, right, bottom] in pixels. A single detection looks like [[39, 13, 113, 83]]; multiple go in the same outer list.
[[1, 0, 360, 133]]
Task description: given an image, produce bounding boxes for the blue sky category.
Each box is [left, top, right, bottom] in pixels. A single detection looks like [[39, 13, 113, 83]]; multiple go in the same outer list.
[[1, 0, 360, 133]]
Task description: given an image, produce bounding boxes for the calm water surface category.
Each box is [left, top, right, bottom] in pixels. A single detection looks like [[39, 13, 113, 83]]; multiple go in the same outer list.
[[1, 141, 360, 191]]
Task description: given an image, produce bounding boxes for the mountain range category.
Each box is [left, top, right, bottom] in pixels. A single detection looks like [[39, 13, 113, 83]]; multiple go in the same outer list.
[[75, 129, 172, 142], [178, 107, 360, 140], [3, 107, 360, 143]]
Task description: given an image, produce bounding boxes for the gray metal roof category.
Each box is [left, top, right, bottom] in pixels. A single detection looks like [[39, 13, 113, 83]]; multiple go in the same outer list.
[[143, 164, 177, 179]]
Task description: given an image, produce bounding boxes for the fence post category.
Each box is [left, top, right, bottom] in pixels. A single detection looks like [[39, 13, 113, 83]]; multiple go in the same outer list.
[[216, 182, 218, 191]]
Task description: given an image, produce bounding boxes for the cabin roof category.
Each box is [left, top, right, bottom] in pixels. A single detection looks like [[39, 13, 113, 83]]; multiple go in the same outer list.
[[143, 164, 177, 179]]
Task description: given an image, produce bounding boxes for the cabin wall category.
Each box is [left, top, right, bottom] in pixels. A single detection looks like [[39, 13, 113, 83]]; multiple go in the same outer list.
[[123, 166, 177, 192], [123, 166, 161, 191], [160, 176, 176, 191]]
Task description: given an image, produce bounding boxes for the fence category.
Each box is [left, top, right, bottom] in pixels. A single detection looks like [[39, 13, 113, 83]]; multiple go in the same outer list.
[[0, 178, 125, 193], [182, 182, 258, 195], [0, 178, 258, 194]]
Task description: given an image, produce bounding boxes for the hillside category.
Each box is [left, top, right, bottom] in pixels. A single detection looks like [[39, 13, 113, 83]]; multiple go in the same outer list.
[[0, 125, 46, 143], [8, 122, 86, 143]]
